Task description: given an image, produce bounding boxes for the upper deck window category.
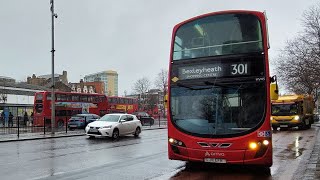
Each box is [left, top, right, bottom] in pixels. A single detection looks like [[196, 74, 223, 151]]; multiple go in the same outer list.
[[173, 13, 263, 60]]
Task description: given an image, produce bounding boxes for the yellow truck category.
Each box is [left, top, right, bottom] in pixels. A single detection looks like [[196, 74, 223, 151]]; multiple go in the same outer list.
[[271, 94, 314, 130]]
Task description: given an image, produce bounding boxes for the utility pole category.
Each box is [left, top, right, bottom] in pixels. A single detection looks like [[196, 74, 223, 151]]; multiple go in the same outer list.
[[50, 0, 58, 134]]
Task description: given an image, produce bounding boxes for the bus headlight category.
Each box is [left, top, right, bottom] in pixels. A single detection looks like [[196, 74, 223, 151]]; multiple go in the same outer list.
[[168, 137, 185, 147], [294, 115, 300, 121], [262, 140, 269, 146]]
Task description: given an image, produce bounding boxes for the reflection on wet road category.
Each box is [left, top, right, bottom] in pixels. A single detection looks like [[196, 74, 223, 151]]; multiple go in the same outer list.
[[0, 126, 318, 180]]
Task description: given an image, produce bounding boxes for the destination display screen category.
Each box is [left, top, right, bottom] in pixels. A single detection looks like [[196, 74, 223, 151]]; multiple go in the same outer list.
[[178, 62, 251, 80]]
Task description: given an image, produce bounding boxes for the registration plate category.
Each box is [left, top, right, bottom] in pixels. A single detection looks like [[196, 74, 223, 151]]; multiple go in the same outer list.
[[89, 128, 98, 132], [280, 125, 288, 127], [69, 125, 77, 128], [204, 158, 227, 163]]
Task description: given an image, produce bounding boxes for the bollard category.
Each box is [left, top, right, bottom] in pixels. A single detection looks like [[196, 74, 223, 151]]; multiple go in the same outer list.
[[66, 117, 68, 134], [44, 117, 46, 135], [17, 117, 20, 138], [159, 115, 160, 127]]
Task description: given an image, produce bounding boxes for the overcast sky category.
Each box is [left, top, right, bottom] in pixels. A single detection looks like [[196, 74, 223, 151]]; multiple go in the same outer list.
[[0, 0, 318, 95]]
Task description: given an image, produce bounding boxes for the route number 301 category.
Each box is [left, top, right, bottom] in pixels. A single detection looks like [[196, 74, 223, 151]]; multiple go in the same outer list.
[[231, 63, 248, 75]]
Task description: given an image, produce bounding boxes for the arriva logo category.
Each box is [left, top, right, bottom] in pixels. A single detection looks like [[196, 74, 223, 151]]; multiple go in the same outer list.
[[205, 151, 225, 157]]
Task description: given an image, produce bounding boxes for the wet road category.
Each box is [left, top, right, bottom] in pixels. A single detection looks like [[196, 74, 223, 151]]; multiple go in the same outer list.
[[0, 126, 318, 180]]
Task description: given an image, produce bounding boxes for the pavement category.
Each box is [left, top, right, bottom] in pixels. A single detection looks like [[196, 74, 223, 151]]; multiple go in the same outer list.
[[0, 124, 167, 143], [302, 122, 320, 180]]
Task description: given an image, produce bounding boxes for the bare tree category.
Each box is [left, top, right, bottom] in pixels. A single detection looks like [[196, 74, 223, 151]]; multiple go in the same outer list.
[[154, 69, 168, 117], [275, 3, 320, 101], [133, 77, 151, 110], [154, 69, 168, 93]]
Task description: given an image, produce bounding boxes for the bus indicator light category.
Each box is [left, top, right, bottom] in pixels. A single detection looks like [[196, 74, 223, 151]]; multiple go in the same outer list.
[[249, 142, 258, 150]]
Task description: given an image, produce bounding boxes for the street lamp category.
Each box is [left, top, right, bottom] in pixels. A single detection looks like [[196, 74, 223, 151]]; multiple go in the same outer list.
[[50, 0, 58, 134]]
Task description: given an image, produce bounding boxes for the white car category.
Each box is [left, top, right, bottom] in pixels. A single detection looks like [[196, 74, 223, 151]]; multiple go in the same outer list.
[[85, 113, 142, 139]]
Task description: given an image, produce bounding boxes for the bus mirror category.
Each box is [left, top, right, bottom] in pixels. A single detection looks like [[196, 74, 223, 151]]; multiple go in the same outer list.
[[270, 83, 279, 100]]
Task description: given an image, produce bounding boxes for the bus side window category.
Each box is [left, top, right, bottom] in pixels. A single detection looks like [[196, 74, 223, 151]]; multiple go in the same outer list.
[[72, 95, 79, 101]]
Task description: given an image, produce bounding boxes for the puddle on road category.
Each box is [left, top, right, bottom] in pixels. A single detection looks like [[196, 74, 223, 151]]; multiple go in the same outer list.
[[277, 136, 305, 160]]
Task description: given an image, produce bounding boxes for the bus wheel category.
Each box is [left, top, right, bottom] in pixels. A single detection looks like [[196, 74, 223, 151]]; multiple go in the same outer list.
[[57, 120, 64, 128], [259, 167, 271, 176]]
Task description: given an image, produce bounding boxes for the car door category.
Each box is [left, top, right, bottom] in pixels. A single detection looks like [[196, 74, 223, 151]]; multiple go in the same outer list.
[[117, 115, 129, 135], [126, 115, 136, 133]]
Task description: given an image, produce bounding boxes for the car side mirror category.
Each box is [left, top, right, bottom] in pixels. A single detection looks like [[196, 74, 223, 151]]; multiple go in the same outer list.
[[120, 120, 126, 123]]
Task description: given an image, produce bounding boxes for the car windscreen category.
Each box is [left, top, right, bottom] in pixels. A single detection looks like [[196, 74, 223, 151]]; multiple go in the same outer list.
[[99, 115, 120, 122], [170, 81, 266, 137]]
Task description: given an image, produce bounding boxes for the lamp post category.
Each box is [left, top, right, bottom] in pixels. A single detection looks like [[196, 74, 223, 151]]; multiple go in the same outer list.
[[50, 0, 58, 134]]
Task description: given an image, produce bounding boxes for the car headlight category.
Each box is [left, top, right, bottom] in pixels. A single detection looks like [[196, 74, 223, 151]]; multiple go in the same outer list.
[[101, 125, 112, 129], [294, 115, 300, 120]]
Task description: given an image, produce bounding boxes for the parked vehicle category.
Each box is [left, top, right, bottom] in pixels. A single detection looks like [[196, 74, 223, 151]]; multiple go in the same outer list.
[[132, 112, 155, 126], [85, 113, 142, 139], [68, 114, 100, 130]]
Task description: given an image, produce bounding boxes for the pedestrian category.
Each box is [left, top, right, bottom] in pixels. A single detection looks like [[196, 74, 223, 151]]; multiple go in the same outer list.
[[0, 111, 4, 126], [24, 112, 29, 126], [8, 112, 13, 127], [30, 112, 34, 126]]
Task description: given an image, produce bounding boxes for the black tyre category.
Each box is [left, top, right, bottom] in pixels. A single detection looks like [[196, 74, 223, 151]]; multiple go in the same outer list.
[[259, 167, 271, 176], [134, 127, 141, 137], [88, 136, 95, 139], [68, 127, 75, 131], [57, 120, 64, 128], [112, 129, 119, 139], [272, 126, 278, 131], [299, 119, 311, 130]]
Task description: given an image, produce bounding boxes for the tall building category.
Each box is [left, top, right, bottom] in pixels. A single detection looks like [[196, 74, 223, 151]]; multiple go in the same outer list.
[[84, 70, 118, 96]]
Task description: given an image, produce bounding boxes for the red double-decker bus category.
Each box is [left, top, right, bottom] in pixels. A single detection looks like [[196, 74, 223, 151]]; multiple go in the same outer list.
[[168, 10, 278, 168], [33, 91, 139, 127], [33, 91, 108, 127], [107, 96, 138, 114]]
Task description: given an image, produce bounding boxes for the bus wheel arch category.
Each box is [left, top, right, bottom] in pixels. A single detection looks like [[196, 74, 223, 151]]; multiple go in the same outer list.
[[57, 119, 64, 128]]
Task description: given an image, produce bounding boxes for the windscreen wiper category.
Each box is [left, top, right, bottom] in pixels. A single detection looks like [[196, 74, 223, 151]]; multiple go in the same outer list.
[[176, 83, 212, 90]]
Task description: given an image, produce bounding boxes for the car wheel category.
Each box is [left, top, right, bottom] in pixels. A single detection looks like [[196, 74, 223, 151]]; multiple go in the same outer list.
[[68, 127, 75, 131], [112, 129, 119, 139], [134, 127, 141, 137]]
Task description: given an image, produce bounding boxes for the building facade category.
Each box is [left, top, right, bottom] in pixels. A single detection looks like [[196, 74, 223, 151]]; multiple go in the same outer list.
[[0, 76, 49, 119], [69, 80, 105, 94], [27, 71, 68, 87], [84, 70, 118, 96]]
